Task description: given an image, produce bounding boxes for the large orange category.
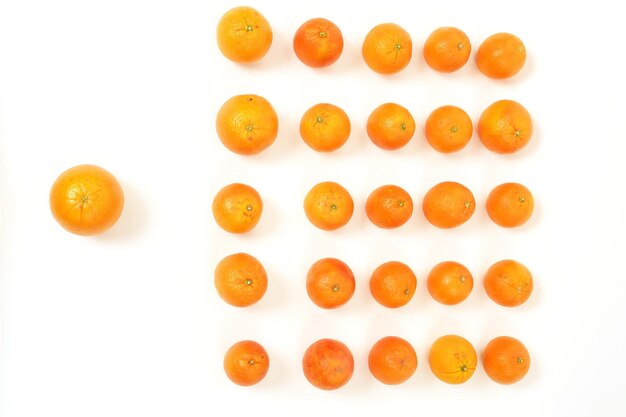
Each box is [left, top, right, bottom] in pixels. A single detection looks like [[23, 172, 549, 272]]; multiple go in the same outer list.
[[483, 336, 530, 384], [425, 105, 473, 153], [365, 185, 413, 229], [299, 103, 350, 152], [306, 258, 355, 309], [428, 335, 477, 384], [369, 261, 417, 308], [368, 336, 417, 385], [476, 33, 526, 79], [362, 23, 412, 74], [366, 103, 415, 150], [214, 253, 268, 307], [293, 18, 343, 67], [303, 181, 354, 231], [483, 259, 533, 307], [422, 181, 475, 229], [477, 100, 532, 154], [302, 339, 354, 390], [212, 183, 263, 234], [223, 340, 269, 386], [427, 261, 473, 305], [486, 182, 534, 228], [423, 27, 471, 73], [216, 6, 273, 64]]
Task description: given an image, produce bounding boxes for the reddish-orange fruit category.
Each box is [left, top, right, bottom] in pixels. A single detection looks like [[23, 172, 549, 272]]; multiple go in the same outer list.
[[303, 181, 354, 231], [293, 18, 343, 67], [362, 23, 412, 74], [422, 181, 475, 228], [477, 100, 533, 154], [483, 259, 533, 307], [425, 105, 473, 153], [212, 183, 263, 233], [486, 182, 534, 227], [368, 336, 418, 385], [299, 103, 351, 152], [476, 33, 526, 79], [306, 258, 355, 309], [216, 6, 273, 64], [427, 261, 473, 305], [366, 103, 415, 150], [302, 339, 354, 390], [223, 340, 269, 386], [369, 261, 417, 308], [483, 336, 531, 384], [423, 27, 471, 72], [49, 164, 124, 236], [365, 185, 413, 229], [214, 253, 268, 307], [428, 335, 477, 384]]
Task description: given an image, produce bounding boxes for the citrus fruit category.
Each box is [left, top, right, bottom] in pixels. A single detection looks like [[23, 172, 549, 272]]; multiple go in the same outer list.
[[369, 261, 416, 308], [483, 336, 530, 384], [303, 181, 354, 231], [423, 27, 471, 72], [429, 335, 477, 384], [477, 99, 532, 154], [425, 105, 473, 153], [223, 340, 269, 386], [476, 32, 526, 79], [365, 185, 413, 229], [368, 336, 417, 385], [212, 183, 263, 234], [486, 182, 534, 227], [422, 181, 475, 228], [299, 103, 350, 152], [293, 18, 343, 67], [483, 259, 533, 307], [306, 258, 355, 309], [427, 261, 473, 305], [302, 339, 354, 390], [214, 253, 268, 307], [366, 103, 415, 150], [216, 6, 273, 64], [362, 23, 412, 74]]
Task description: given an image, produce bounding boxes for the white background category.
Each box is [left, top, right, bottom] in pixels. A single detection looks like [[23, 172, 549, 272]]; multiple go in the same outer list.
[[1, 0, 625, 416]]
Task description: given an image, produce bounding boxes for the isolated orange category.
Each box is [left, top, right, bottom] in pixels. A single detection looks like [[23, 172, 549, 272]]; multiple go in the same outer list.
[[216, 6, 273, 64], [478, 100, 532, 154], [368, 336, 417, 385], [425, 105, 473, 153], [422, 181, 475, 228], [366, 185, 413, 229], [302, 339, 354, 390], [427, 261, 473, 305], [212, 183, 263, 234], [486, 182, 534, 227], [483, 336, 530, 384], [429, 335, 477, 384], [293, 18, 343, 67], [483, 259, 533, 307], [214, 253, 268, 307], [476, 33, 526, 79], [423, 27, 471, 72], [299, 103, 350, 152], [49, 164, 124, 236], [303, 181, 354, 231], [366, 103, 415, 150], [223, 340, 269, 386], [369, 261, 417, 308], [362, 23, 412, 74], [216, 94, 278, 155], [306, 258, 355, 309]]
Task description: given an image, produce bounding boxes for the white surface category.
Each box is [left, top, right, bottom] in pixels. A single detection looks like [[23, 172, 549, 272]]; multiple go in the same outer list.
[[1, 0, 625, 416]]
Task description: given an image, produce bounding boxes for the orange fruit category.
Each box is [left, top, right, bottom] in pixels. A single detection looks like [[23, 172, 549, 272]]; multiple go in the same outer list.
[[299, 103, 350, 152], [425, 105, 473, 153], [303, 181, 354, 231], [483, 259, 533, 307], [423, 27, 471, 72], [366, 103, 415, 150], [212, 183, 263, 234], [427, 261, 473, 305], [422, 181, 475, 228], [486, 182, 534, 227], [214, 253, 268, 307], [49, 164, 124, 236], [369, 261, 416, 308], [293, 18, 343, 68], [483, 336, 530, 384], [362, 23, 412, 74], [216, 94, 278, 155], [302, 338, 354, 390], [306, 258, 355, 309], [216, 6, 273, 64], [428, 335, 477, 384], [476, 32, 526, 79], [477, 99, 532, 154], [365, 185, 413, 229], [223, 340, 269, 386], [368, 336, 418, 385]]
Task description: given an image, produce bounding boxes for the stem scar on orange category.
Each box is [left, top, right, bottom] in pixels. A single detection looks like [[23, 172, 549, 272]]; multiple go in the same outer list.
[[214, 253, 268, 307], [293, 18, 344, 68], [428, 334, 477, 384], [368, 336, 418, 385], [299, 103, 351, 152], [476, 32, 526, 79], [365, 185, 413, 229], [366, 103, 415, 150], [477, 99, 533, 154], [422, 181, 475, 228], [302, 338, 354, 390], [427, 261, 473, 305], [483, 336, 530, 384], [425, 105, 473, 153], [423, 27, 471, 73], [216, 6, 273, 64], [483, 259, 533, 307], [486, 182, 534, 227], [223, 340, 269, 386], [212, 183, 263, 234], [362, 23, 412, 74], [303, 181, 354, 231], [369, 261, 417, 308], [306, 258, 355, 309]]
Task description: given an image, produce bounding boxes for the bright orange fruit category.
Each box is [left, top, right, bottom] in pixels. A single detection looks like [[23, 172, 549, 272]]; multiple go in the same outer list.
[[476, 32, 526, 79], [306, 258, 355, 309], [303, 181, 354, 231], [212, 183, 263, 234], [302, 339, 354, 390], [423, 27, 471, 72], [425, 105, 473, 153], [362, 23, 412, 74], [486, 182, 534, 227], [214, 253, 268, 307], [427, 261, 473, 305], [429, 335, 477, 384], [368, 336, 418, 384], [366, 103, 415, 150], [483, 259, 533, 307], [422, 181, 475, 228], [369, 261, 417, 308], [365, 185, 413, 229], [483, 336, 531, 384], [293, 18, 343, 67], [223, 340, 269, 386], [477, 99, 532, 154], [216, 6, 273, 64], [299, 103, 350, 152]]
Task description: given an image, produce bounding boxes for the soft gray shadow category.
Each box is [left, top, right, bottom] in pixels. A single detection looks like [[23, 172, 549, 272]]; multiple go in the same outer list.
[[98, 183, 147, 241]]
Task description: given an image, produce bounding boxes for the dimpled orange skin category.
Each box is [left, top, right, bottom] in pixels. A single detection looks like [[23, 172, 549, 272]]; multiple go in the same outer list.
[[423, 27, 471, 72], [366, 103, 415, 150], [216, 6, 273, 64], [368, 336, 418, 385], [216, 94, 278, 155], [223, 340, 269, 386], [306, 258, 355, 309], [425, 105, 473, 153], [478, 100, 533, 154], [476, 32, 526, 79], [486, 182, 534, 227], [214, 253, 268, 307], [212, 183, 263, 234], [302, 339, 354, 390], [483, 260, 533, 307], [299, 103, 351, 152], [422, 181, 475, 229], [303, 182, 354, 231], [369, 261, 417, 308], [293, 18, 344, 68], [428, 335, 477, 384], [365, 185, 413, 229], [427, 261, 473, 305], [483, 336, 531, 384], [49, 164, 124, 236], [362, 23, 412, 74]]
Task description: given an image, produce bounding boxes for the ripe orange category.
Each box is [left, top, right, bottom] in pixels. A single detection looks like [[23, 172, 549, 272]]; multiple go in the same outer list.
[[476, 32, 526, 79], [483, 259, 533, 307], [428, 335, 477, 384], [422, 181, 475, 228], [423, 27, 471, 72], [368, 336, 417, 385], [223, 340, 269, 386], [362, 23, 412, 74], [425, 105, 473, 153], [302, 339, 354, 390], [49, 164, 124, 236], [486, 182, 534, 227], [365, 185, 413, 229], [306, 258, 355, 309], [303, 181, 354, 231], [369, 261, 416, 308], [212, 183, 263, 234], [483, 336, 530, 384], [216, 6, 273, 64], [214, 253, 268, 307], [299, 103, 350, 152], [216, 94, 278, 155], [477, 99, 532, 154], [366, 103, 415, 150], [293, 18, 343, 67], [427, 261, 473, 305]]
